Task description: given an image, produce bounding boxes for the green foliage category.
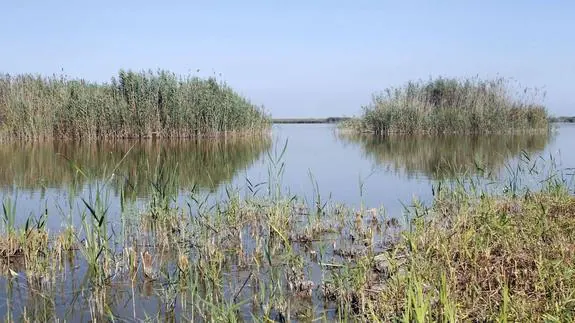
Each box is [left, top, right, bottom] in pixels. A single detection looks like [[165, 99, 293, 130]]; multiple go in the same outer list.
[[383, 185, 575, 321], [0, 70, 270, 140], [346, 77, 549, 135]]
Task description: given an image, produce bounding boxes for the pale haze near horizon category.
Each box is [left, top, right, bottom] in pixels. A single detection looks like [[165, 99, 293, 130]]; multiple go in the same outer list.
[[1, 1, 573, 118]]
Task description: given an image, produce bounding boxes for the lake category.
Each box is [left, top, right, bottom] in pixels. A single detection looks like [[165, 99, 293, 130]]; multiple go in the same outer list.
[[2, 123, 573, 229], [0, 123, 573, 321]]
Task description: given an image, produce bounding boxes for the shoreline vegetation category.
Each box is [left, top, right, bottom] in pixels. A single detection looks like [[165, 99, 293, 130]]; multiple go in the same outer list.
[[272, 117, 351, 124], [274, 116, 571, 125], [0, 70, 270, 141], [1, 153, 574, 321], [341, 77, 550, 135], [550, 116, 575, 123]]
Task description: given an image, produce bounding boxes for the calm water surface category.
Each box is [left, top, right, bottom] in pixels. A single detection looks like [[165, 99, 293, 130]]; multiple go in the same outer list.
[[0, 123, 573, 321], [1, 123, 575, 228]]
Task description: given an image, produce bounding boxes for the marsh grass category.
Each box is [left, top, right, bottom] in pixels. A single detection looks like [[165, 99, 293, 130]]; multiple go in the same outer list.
[[0, 70, 270, 140], [381, 185, 575, 321], [344, 77, 550, 135], [0, 150, 574, 321], [1, 196, 49, 265]]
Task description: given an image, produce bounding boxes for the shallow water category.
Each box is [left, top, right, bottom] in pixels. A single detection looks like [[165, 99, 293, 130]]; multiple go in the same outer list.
[[1, 124, 575, 228], [0, 123, 574, 321]]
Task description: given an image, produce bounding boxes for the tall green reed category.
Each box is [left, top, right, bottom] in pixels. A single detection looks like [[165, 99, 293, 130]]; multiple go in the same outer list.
[[344, 76, 549, 135], [0, 70, 270, 140]]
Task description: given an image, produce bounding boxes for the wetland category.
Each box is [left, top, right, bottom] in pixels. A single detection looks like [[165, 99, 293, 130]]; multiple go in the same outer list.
[[1, 73, 574, 322], [0, 123, 574, 321]]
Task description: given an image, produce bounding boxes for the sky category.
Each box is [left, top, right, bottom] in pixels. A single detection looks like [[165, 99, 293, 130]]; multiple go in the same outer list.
[[1, 1, 573, 117]]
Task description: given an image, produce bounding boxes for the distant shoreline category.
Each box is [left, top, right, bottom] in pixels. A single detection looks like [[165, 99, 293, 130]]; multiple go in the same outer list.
[[272, 117, 351, 124], [550, 116, 575, 123], [272, 116, 574, 125]]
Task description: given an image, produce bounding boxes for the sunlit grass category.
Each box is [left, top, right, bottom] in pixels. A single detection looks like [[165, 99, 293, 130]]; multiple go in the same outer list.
[[0, 70, 270, 140], [343, 77, 550, 135]]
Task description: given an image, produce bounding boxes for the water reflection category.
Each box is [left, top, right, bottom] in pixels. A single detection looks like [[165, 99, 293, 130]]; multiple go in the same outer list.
[[0, 136, 271, 195], [338, 132, 551, 179]]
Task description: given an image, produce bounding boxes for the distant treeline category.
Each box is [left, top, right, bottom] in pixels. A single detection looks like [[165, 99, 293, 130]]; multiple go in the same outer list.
[[550, 116, 575, 123], [273, 117, 351, 124], [0, 70, 270, 140], [342, 77, 549, 135]]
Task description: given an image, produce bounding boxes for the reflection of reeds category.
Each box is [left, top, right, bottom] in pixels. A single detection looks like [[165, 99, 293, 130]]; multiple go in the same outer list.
[[0, 136, 271, 193], [338, 132, 551, 179]]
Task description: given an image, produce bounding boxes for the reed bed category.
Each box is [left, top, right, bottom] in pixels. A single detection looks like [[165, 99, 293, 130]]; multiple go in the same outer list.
[[343, 77, 550, 135], [0, 153, 574, 321], [0, 70, 270, 140]]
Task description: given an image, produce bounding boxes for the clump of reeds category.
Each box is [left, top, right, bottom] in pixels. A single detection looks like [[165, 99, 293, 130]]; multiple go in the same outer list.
[[550, 116, 575, 123], [343, 77, 550, 135], [0, 70, 270, 140]]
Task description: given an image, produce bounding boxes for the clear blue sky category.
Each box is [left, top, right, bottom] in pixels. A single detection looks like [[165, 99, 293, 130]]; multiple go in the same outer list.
[[1, 1, 573, 117]]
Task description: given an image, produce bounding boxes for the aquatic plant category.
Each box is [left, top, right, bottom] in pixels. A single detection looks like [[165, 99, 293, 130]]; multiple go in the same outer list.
[[343, 77, 549, 135], [0, 70, 270, 140], [0, 153, 573, 321]]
